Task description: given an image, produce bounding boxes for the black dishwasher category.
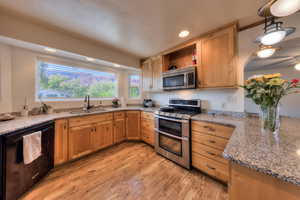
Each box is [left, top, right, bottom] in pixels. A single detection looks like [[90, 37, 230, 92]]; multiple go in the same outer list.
[[0, 121, 54, 200]]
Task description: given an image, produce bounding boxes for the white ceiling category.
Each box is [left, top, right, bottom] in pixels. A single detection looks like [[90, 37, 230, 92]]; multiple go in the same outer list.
[[0, 0, 267, 58]]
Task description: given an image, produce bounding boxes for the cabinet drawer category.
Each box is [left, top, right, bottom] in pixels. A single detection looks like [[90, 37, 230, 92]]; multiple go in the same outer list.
[[141, 119, 154, 130], [114, 111, 125, 120], [142, 111, 154, 120], [192, 153, 228, 183], [192, 121, 234, 139], [141, 130, 154, 146], [192, 142, 228, 165], [69, 113, 113, 127], [192, 131, 228, 150]]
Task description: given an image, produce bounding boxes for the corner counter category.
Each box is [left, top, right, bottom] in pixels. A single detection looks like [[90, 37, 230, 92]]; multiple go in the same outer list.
[[192, 114, 300, 200]]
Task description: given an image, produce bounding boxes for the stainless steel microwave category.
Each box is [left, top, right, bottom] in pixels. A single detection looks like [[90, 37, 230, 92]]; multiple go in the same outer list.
[[162, 66, 196, 90]]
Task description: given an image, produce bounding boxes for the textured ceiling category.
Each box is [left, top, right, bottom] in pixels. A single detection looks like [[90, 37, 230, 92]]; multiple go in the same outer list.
[[0, 0, 267, 58]]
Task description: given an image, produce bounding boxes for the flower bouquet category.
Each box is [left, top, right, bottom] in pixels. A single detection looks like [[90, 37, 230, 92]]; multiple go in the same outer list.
[[241, 73, 300, 134]]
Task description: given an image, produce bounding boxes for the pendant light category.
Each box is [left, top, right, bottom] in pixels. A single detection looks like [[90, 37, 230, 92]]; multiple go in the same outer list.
[[271, 0, 300, 17], [295, 63, 300, 71], [256, 45, 278, 58], [255, 17, 295, 45]]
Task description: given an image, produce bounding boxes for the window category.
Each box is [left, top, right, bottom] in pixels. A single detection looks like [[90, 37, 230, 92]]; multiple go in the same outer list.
[[128, 74, 141, 99], [37, 61, 118, 100]]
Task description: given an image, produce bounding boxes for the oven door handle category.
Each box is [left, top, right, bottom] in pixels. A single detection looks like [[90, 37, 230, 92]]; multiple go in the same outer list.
[[154, 115, 189, 123], [154, 128, 189, 141]]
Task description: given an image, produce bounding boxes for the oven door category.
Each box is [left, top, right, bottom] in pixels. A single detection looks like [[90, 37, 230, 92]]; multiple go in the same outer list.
[[163, 74, 186, 90], [154, 116, 190, 169]]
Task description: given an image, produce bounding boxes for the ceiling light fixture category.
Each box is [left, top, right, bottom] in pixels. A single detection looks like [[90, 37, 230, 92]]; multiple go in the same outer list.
[[271, 0, 300, 17], [256, 45, 278, 58], [256, 17, 295, 45], [86, 57, 95, 62], [44, 47, 57, 53], [295, 63, 300, 71], [113, 64, 121, 67], [179, 30, 190, 38]]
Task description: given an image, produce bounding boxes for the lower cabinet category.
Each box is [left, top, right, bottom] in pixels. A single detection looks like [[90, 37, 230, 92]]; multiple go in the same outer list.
[[54, 119, 69, 166], [141, 112, 155, 146], [126, 111, 141, 140], [114, 112, 126, 144], [92, 121, 114, 151], [191, 120, 234, 183], [69, 124, 94, 160]]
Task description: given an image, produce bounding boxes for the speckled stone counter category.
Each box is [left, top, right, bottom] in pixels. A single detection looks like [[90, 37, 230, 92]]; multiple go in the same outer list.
[[191, 114, 300, 186], [0, 106, 158, 136]]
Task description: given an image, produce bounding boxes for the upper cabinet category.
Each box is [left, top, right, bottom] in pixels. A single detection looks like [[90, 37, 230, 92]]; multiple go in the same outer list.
[[141, 56, 163, 92], [198, 25, 237, 88], [142, 23, 238, 90]]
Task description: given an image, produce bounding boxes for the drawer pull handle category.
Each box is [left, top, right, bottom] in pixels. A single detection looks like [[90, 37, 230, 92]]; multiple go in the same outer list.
[[208, 140, 216, 144], [206, 165, 216, 170], [206, 151, 216, 156], [203, 126, 216, 132]]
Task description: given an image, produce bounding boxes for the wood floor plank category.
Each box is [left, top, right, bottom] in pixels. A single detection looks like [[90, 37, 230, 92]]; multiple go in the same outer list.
[[20, 142, 228, 200]]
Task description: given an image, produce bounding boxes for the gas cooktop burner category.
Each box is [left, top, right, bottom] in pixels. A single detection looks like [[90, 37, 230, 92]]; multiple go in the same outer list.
[[155, 99, 202, 120]]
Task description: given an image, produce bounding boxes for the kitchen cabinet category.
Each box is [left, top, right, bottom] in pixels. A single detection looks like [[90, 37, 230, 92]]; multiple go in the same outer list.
[[92, 121, 114, 151], [142, 59, 153, 92], [68, 124, 93, 160], [54, 119, 69, 165], [113, 112, 126, 144], [191, 120, 234, 183], [141, 56, 163, 92], [198, 24, 238, 88], [141, 111, 155, 146], [126, 111, 141, 140]]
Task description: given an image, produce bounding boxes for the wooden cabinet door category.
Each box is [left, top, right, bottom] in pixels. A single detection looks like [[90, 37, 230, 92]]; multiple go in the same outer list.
[[92, 121, 114, 151], [151, 56, 163, 91], [200, 25, 237, 88], [142, 59, 153, 92], [54, 119, 69, 165], [126, 111, 141, 140], [68, 124, 93, 160], [114, 118, 126, 144]]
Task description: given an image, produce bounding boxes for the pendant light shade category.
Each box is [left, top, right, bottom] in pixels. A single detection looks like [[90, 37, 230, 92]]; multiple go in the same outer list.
[[271, 0, 300, 17], [255, 17, 296, 45], [295, 63, 300, 71], [256, 45, 277, 58]]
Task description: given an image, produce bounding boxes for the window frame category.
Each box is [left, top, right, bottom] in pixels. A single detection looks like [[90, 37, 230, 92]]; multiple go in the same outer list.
[[128, 72, 141, 100], [35, 59, 119, 102]]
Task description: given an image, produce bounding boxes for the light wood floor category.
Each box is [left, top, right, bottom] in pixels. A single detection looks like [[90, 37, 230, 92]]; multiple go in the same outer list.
[[20, 142, 228, 200]]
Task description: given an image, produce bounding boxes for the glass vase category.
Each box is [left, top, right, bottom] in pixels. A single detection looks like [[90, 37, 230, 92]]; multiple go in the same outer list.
[[260, 105, 280, 134]]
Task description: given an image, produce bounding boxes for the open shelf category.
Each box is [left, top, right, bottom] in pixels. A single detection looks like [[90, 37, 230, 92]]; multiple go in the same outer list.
[[162, 43, 197, 72]]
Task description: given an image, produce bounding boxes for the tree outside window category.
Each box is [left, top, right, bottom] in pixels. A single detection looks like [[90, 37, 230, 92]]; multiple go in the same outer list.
[[128, 74, 140, 99]]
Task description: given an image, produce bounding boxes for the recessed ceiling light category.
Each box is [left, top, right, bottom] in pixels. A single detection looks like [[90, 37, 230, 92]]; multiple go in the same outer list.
[[44, 47, 57, 53], [114, 64, 121, 67], [179, 30, 190, 38], [256, 45, 277, 58], [271, 0, 300, 17], [295, 63, 300, 71], [86, 57, 95, 62]]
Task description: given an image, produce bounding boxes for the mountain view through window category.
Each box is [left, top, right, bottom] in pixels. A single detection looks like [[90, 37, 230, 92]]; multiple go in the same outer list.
[[37, 61, 117, 100]]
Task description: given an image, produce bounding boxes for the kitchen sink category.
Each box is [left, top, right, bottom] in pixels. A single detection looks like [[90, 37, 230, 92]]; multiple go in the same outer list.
[[69, 107, 107, 114]]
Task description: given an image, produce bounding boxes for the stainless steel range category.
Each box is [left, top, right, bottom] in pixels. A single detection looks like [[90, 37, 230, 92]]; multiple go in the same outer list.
[[154, 99, 201, 169]]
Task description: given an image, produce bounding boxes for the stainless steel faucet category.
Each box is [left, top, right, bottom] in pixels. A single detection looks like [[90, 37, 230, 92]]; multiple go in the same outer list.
[[83, 95, 93, 111]]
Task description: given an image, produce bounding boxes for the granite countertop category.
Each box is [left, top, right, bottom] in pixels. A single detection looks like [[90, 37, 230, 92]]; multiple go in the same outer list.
[[0, 106, 159, 136], [191, 114, 300, 186]]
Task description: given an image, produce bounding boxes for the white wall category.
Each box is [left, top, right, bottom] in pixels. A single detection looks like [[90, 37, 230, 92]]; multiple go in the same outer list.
[[0, 44, 141, 114], [0, 43, 13, 113], [0, 12, 140, 68]]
